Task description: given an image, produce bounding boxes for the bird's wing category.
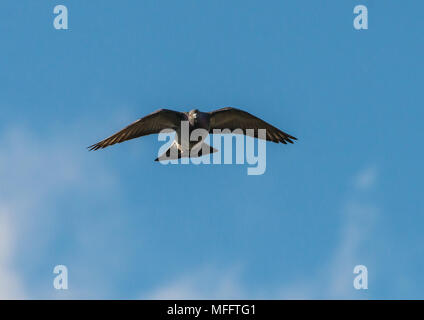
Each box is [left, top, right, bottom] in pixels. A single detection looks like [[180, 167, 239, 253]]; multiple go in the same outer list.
[[209, 107, 297, 144], [88, 109, 184, 150]]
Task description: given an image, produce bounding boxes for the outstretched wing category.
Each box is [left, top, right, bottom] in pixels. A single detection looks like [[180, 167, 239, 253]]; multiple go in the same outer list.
[[209, 107, 297, 144], [88, 109, 184, 151]]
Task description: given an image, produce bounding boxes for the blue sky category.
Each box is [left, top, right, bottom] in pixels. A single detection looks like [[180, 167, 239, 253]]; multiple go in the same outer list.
[[0, 0, 423, 299]]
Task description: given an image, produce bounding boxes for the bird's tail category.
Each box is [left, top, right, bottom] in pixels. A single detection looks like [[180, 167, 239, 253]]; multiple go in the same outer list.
[[154, 142, 217, 162]]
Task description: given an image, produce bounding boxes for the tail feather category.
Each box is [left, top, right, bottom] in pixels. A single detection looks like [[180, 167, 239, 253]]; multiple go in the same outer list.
[[155, 142, 217, 162]]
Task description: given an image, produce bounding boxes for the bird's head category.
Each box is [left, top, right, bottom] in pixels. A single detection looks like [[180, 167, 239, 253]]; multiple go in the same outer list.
[[189, 109, 200, 119]]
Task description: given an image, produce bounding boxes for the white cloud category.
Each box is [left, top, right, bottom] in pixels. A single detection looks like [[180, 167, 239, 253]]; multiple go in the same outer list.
[[0, 125, 123, 299], [143, 266, 244, 300], [354, 166, 377, 190], [279, 166, 380, 299], [0, 123, 384, 301], [0, 208, 26, 299], [326, 200, 378, 298], [146, 166, 381, 300]]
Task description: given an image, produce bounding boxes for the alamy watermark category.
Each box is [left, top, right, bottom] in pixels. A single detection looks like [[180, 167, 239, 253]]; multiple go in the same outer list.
[[53, 265, 68, 290], [353, 265, 368, 290], [353, 5, 368, 30], [156, 121, 267, 175], [53, 5, 68, 30]]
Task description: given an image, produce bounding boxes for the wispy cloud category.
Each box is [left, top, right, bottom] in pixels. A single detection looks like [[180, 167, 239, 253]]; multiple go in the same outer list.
[[0, 123, 384, 300], [142, 265, 244, 300], [0, 208, 27, 299], [0, 125, 124, 299], [279, 165, 380, 299], [354, 165, 378, 190], [142, 166, 381, 300]]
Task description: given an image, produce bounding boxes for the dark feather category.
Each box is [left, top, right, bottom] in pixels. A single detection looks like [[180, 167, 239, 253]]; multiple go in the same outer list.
[[208, 107, 297, 144], [88, 109, 184, 151]]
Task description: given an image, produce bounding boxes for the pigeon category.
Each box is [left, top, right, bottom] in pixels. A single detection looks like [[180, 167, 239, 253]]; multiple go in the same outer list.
[[88, 107, 297, 161]]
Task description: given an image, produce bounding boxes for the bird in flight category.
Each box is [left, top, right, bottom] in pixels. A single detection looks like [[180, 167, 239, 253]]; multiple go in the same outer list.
[[88, 107, 297, 161]]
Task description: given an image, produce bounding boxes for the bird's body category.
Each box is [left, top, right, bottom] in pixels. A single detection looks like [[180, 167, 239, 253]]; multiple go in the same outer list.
[[174, 109, 210, 148], [159, 111, 210, 160], [89, 107, 297, 161]]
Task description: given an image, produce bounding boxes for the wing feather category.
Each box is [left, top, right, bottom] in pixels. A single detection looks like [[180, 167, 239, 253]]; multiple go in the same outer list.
[[88, 109, 184, 151], [209, 107, 297, 144]]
